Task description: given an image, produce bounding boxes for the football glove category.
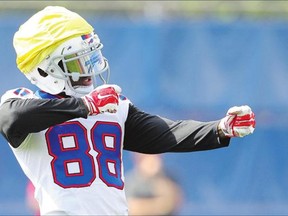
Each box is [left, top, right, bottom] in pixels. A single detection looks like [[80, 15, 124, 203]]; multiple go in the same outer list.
[[219, 105, 255, 137], [82, 84, 121, 115]]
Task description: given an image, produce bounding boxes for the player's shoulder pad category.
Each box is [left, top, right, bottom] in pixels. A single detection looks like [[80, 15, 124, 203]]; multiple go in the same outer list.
[[119, 94, 132, 104], [0, 87, 36, 105], [119, 94, 128, 101]]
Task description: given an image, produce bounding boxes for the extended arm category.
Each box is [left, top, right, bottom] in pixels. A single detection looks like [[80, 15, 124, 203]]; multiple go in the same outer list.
[[123, 105, 230, 153]]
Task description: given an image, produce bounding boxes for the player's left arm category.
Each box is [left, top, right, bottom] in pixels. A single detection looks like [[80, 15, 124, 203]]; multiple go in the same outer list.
[[123, 104, 255, 154], [123, 104, 228, 153]]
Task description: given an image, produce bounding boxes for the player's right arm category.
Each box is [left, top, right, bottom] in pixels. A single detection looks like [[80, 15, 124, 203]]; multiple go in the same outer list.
[[0, 85, 120, 148], [0, 89, 88, 148]]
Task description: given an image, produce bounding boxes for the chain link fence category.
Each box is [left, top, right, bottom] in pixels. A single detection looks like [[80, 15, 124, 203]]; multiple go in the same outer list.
[[1, 1, 288, 19]]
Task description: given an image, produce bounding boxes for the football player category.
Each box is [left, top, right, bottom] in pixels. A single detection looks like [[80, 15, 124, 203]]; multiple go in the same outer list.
[[0, 6, 255, 215]]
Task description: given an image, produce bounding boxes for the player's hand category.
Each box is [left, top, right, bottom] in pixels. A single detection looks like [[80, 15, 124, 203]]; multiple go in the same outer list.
[[82, 84, 121, 115], [219, 105, 255, 137]]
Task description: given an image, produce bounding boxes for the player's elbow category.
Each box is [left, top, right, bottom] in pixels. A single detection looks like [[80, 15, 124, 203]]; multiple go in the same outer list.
[[0, 101, 27, 148]]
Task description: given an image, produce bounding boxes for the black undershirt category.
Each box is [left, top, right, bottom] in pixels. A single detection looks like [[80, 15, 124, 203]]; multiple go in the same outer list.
[[0, 97, 230, 153]]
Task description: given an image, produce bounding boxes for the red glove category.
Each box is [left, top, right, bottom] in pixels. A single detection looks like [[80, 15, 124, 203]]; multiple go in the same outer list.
[[82, 84, 121, 115], [219, 105, 256, 137]]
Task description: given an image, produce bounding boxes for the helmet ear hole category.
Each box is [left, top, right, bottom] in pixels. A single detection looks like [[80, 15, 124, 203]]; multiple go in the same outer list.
[[37, 68, 48, 77]]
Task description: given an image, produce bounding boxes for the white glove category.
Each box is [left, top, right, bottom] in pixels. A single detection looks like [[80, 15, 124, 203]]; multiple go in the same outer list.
[[82, 84, 122, 115], [219, 105, 256, 137]]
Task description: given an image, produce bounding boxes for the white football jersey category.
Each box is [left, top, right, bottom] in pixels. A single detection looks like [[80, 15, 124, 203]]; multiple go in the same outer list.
[[5, 88, 131, 215]]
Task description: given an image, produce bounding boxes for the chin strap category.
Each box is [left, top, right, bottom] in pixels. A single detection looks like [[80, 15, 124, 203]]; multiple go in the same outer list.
[[63, 84, 94, 97]]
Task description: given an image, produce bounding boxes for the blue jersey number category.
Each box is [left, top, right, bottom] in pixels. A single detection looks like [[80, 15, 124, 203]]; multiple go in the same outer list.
[[46, 121, 124, 189]]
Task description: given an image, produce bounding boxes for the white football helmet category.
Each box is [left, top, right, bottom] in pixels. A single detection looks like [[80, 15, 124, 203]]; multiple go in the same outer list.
[[25, 32, 110, 97]]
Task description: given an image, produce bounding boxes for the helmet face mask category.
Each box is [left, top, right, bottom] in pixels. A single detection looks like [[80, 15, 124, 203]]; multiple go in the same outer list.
[[26, 33, 110, 97]]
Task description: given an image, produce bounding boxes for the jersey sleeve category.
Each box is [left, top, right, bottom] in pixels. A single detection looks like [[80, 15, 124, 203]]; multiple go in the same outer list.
[[0, 87, 36, 105], [123, 104, 230, 154], [0, 94, 88, 148]]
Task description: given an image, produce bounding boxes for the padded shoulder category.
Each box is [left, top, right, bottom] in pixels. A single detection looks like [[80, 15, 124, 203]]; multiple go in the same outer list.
[[1, 87, 36, 105]]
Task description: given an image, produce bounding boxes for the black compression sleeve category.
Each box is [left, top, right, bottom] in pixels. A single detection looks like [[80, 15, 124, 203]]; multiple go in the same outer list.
[[0, 97, 88, 148], [123, 104, 230, 154]]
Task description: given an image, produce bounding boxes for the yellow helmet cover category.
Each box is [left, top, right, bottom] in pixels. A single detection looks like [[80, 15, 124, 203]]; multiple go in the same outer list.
[[13, 6, 94, 74]]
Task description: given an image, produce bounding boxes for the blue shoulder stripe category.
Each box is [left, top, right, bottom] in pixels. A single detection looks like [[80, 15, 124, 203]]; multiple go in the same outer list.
[[35, 90, 61, 99]]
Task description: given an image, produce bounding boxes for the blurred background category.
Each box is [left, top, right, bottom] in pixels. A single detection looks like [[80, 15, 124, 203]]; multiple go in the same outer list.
[[0, 1, 288, 215]]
